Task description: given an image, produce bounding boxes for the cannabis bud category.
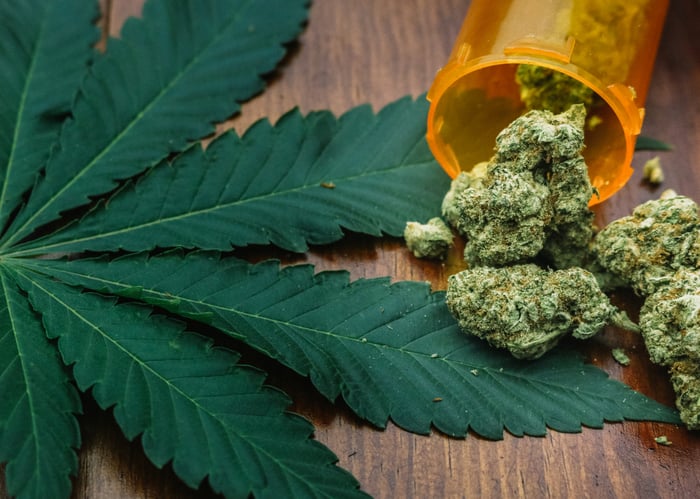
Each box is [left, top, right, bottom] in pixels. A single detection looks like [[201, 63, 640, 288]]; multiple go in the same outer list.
[[637, 268, 700, 429], [639, 268, 700, 366], [442, 105, 595, 268], [440, 162, 488, 230], [670, 360, 700, 430], [595, 192, 700, 430], [445, 264, 634, 359], [515, 64, 596, 115], [594, 192, 700, 296], [403, 217, 454, 260]]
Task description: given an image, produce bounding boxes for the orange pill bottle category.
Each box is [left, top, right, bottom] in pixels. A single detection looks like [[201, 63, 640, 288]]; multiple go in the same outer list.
[[426, 0, 669, 203]]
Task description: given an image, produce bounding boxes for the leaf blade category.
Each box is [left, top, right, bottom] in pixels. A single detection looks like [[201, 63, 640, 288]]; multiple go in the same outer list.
[[13, 96, 450, 255], [0, 0, 99, 230], [635, 135, 673, 151], [0, 269, 81, 499], [28, 253, 681, 439], [15, 267, 368, 499], [1, 0, 309, 248]]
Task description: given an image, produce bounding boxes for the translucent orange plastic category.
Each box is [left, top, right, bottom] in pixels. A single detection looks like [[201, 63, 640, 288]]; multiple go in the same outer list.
[[426, 0, 669, 204]]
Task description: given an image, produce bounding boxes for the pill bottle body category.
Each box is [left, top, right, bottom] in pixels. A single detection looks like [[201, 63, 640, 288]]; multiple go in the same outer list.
[[426, 0, 669, 204]]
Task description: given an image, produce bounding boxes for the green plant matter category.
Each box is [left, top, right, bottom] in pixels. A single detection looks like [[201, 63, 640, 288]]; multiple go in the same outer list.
[[654, 435, 673, 446], [612, 348, 631, 366], [642, 156, 665, 185], [639, 268, 700, 429], [639, 268, 700, 366], [569, 0, 650, 84], [515, 64, 596, 115], [596, 193, 700, 430], [442, 104, 595, 268], [636, 136, 673, 151], [18, 249, 675, 443], [404, 217, 454, 259], [670, 360, 700, 430], [440, 161, 488, 229], [594, 192, 700, 296], [446, 264, 636, 359], [0, 1, 683, 498]]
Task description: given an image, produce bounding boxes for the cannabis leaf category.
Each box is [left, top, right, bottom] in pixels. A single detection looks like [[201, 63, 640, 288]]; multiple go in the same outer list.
[[0, 0, 681, 498], [0, 0, 372, 497], [0, 272, 80, 499], [11, 267, 364, 499], [10, 97, 449, 256], [635, 135, 673, 151], [0, 0, 310, 248], [27, 252, 680, 440], [0, 0, 99, 233]]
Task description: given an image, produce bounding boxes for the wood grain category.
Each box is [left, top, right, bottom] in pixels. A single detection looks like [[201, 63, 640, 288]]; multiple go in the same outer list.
[[1, 0, 699, 497]]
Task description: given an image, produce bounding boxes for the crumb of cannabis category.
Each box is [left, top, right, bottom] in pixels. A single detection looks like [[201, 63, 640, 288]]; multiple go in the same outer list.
[[443, 105, 595, 267], [612, 348, 631, 366], [593, 193, 700, 296], [642, 156, 664, 185], [654, 435, 673, 446], [445, 264, 636, 359], [403, 217, 454, 260], [586, 114, 603, 131], [515, 64, 596, 115]]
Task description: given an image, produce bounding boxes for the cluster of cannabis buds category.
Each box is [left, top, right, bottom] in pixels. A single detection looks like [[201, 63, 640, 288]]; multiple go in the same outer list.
[[405, 75, 698, 429], [594, 191, 700, 429]]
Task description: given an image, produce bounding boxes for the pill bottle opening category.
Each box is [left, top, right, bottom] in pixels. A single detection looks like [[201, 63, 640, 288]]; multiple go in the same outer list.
[[426, 60, 636, 205]]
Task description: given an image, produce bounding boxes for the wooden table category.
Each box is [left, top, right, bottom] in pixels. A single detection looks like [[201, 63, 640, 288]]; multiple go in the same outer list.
[[2, 0, 699, 497]]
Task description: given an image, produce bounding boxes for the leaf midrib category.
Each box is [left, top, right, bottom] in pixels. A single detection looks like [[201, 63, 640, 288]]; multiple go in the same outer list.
[[2, 0, 253, 249], [0, 2, 50, 227], [15, 260, 500, 369], [0, 272, 42, 483], [17, 266, 334, 497], [12, 258, 618, 403], [9, 158, 436, 257]]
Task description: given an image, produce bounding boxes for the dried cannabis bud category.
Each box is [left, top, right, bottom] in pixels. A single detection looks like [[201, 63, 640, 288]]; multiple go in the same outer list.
[[639, 268, 700, 366], [642, 156, 665, 185], [515, 64, 596, 115], [403, 217, 453, 260], [594, 192, 700, 296], [670, 360, 700, 430], [594, 191, 700, 430], [445, 264, 635, 359], [440, 162, 487, 229], [442, 104, 595, 268], [639, 267, 700, 429]]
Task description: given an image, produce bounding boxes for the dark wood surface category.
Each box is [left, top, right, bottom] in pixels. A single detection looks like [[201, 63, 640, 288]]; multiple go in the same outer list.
[[2, 0, 699, 497]]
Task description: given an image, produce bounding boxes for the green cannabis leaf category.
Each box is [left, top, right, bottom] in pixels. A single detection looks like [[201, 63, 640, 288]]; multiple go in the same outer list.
[[0, 272, 81, 499], [26, 252, 680, 440], [10, 98, 448, 256], [0, 0, 680, 498], [10, 267, 363, 499], [635, 135, 673, 151], [0, 0, 370, 497], [0, 0, 99, 235], [0, 0, 311, 247]]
